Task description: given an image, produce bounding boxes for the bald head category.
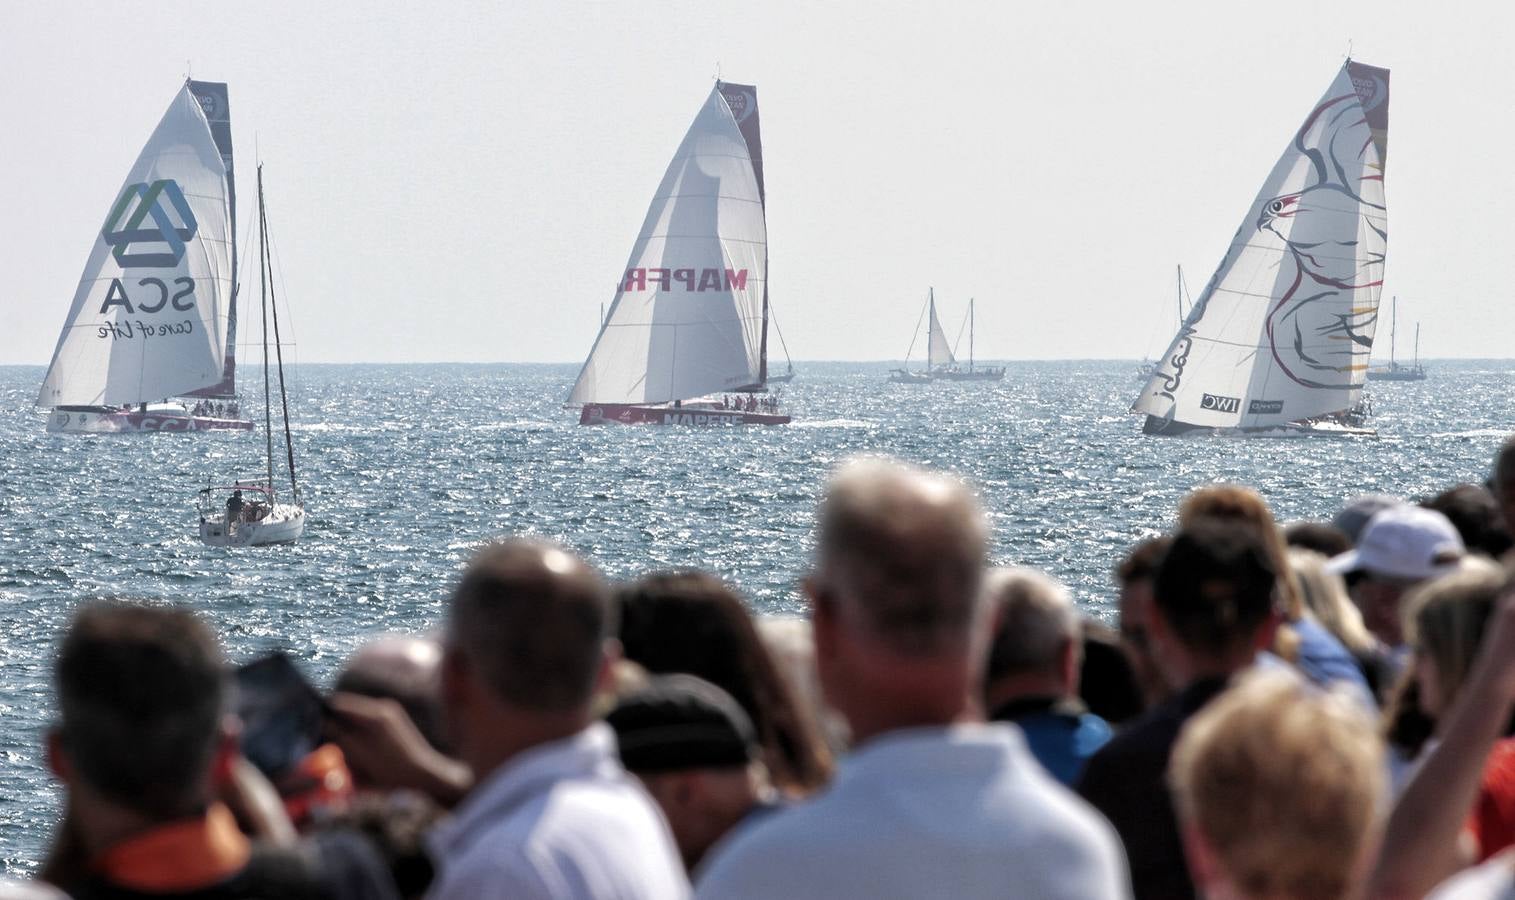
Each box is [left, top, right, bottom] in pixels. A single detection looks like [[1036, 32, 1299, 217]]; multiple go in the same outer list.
[[449, 539, 613, 712], [336, 636, 447, 750], [814, 458, 988, 655]]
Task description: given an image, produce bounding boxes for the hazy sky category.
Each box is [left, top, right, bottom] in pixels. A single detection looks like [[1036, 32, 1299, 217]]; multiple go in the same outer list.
[[4, 1, 1511, 365]]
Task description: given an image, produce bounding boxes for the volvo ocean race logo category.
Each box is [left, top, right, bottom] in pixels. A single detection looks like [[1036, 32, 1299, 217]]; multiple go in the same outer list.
[[101, 179, 198, 268], [721, 86, 755, 124]]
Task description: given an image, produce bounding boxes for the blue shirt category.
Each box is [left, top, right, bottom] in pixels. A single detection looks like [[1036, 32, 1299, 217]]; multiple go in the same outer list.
[[991, 697, 1112, 786]]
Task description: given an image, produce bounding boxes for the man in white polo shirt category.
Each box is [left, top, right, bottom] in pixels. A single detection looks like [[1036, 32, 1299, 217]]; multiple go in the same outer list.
[[427, 539, 689, 900], [696, 458, 1129, 899]]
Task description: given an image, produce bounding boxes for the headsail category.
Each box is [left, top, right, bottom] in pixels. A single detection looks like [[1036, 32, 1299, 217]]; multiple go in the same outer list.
[[1133, 61, 1389, 432], [37, 82, 233, 408], [567, 85, 767, 405], [927, 292, 955, 369]]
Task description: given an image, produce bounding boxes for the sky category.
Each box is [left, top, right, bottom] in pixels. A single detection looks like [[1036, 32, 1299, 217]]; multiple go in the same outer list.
[[3, 1, 1511, 365]]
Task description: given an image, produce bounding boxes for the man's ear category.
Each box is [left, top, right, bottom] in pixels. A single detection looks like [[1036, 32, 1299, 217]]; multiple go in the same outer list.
[[1252, 610, 1283, 653], [596, 638, 624, 696]]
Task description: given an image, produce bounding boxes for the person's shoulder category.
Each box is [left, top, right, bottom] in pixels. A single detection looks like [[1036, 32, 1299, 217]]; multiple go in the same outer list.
[[695, 797, 840, 896], [1425, 847, 1515, 899]]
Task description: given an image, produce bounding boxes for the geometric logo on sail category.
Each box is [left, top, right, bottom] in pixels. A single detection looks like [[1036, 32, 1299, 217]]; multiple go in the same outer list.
[[101, 179, 198, 268]]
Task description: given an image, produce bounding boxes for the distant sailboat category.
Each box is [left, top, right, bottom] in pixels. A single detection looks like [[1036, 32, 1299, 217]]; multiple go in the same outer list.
[[38, 80, 252, 434], [1366, 296, 1427, 381], [197, 166, 305, 546], [889, 289, 947, 384], [1133, 60, 1390, 436], [890, 290, 1003, 382], [1136, 265, 1192, 380], [935, 299, 1005, 381], [568, 81, 789, 426]]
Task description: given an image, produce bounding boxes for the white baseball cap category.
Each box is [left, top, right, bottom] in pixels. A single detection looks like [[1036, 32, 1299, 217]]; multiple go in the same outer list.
[[1326, 505, 1466, 582]]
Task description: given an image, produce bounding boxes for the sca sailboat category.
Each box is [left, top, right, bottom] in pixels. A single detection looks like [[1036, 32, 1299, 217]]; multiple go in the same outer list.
[[1366, 296, 1426, 381], [197, 166, 304, 546], [568, 81, 789, 426], [890, 290, 1004, 382], [38, 81, 252, 434], [1133, 60, 1390, 436]]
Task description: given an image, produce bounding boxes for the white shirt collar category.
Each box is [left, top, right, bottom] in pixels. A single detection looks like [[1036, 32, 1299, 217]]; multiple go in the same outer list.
[[432, 722, 622, 856]]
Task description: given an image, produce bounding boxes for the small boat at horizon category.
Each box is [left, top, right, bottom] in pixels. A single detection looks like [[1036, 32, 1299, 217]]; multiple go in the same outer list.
[[890, 289, 1005, 383], [1365, 296, 1427, 382], [37, 80, 253, 434], [1133, 60, 1390, 437], [567, 81, 789, 426]]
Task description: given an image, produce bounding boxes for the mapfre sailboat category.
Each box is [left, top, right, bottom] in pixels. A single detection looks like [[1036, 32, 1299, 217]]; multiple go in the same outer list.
[[197, 166, 304, 546], [1133, 61, 1389, 436], [38, 80, 252, 434], [1366, 296, 1427, 381], [568, 81, 789, 426]]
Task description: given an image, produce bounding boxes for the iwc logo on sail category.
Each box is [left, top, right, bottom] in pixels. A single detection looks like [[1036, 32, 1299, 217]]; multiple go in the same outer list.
[[1200, 393, 1241, 413]]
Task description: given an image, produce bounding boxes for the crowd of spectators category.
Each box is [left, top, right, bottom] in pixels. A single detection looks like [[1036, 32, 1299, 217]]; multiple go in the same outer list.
[[9, 436, 1515, 899]]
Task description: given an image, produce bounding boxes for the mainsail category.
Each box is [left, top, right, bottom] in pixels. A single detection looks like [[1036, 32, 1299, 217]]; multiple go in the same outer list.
[[926, 292, 955, 369], [567, 83, 768, 406], [1133, 61, 1389, 433], [37, 82, 233, 408]]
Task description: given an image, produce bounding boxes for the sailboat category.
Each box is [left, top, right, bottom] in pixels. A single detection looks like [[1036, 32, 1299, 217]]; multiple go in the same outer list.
[[568, 81, 789, 426], [934, 299, 1005, 381], [888, 289, 949, 384], [1132, 60, 1390, 436], [197, 165, 305, 546], [1366, 296, 1427, 381], [38, 80, 252, 434], [1137, 265, 1193, 379]]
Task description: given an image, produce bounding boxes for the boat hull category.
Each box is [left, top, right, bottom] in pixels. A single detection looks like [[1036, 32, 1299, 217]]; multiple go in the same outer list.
[[1142, 415, 1375, 438], [580, 404, 790, 426], [888, 370, 931, 384], [47, 408, 254, 434], [1365, 369, 1427, 382], [200, 504, 305, 546], [931, 369, 1006, 381]]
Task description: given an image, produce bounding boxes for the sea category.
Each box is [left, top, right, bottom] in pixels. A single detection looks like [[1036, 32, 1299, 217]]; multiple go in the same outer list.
[[0, 359, 1508, 873]]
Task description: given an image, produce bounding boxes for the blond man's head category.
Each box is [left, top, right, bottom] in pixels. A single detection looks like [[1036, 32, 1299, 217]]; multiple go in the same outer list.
[[1170, 669, 1385, 900]]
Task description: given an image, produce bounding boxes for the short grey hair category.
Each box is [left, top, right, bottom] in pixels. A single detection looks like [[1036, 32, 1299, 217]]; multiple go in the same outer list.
[[815, 457, 988, 655], [984, 567, 1080, 680]]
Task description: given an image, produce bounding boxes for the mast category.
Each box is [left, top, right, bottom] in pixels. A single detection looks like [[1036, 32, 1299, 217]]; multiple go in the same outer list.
[[263, 174, 299, 503], [257, 166, 273, 493], [1390, 296, 1398, 367], [928, 288, 936, 369], [969, 298, 975, 372], [1413, 323, 1421, 368]]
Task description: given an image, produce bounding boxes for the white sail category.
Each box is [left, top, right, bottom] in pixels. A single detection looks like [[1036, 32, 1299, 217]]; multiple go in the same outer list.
[[927, 294, 955, 369], [38, 83, 232, 408], [1133, 61, 1389, 432], [567, 86, 767, 405]]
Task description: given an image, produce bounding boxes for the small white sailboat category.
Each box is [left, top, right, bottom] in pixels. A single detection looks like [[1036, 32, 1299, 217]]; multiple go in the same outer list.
[[934, 299, 1005, 381], [1133, 60, 1391, 436], [890, 290, 1004, 382], [568, 81, 789, 426], [889, 289, 949, 384], [1136, 265, 1193, 380], [1366, 296, 1427, 381], [198, 165, 305, 546], [38, 80, 252, 434]]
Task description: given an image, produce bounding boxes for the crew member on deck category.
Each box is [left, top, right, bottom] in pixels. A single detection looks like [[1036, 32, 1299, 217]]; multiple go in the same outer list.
[[226, 490, 244, 523]]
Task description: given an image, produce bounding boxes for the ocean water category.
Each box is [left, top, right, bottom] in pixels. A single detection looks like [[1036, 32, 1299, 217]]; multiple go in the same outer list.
[[0, 359, 1509, 872]]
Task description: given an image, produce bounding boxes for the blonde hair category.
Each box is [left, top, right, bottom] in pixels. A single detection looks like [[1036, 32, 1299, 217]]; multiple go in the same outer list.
[[1170, 669, 1386, 900], [1288, 548, 1376, 655], [1401, 559, 1505, 712]]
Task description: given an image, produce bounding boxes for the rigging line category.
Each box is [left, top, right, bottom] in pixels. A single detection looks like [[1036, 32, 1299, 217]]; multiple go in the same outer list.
[[902, 294, 929, 366]]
